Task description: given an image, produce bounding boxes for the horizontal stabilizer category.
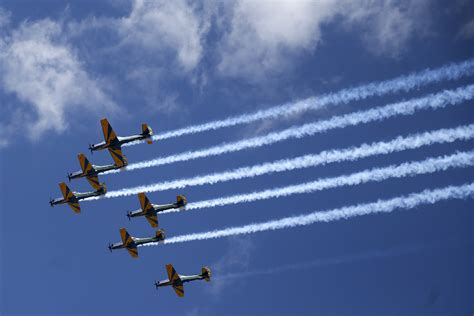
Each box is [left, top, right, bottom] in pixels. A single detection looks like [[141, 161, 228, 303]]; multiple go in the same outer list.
[[201, 267, 211, 282], [176, 195, 187, 207], [142, 123, 153, 144], [155, 229, 165, 240]]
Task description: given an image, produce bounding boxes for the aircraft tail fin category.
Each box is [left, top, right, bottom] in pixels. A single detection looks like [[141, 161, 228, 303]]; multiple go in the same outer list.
[[155, 229, 165, 241], [176, 195, 187, 208], [201, 267, 211, 282], [142, 123, 153, 144], [59, 182, 80, 213]]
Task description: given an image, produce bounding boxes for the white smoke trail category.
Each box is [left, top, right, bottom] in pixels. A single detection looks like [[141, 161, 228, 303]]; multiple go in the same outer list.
[[139, 182, 474, 246], [123, 59, 474, 145], [96, 124, 474, 200], [165, 150, 474, 212], [116, 85, 474, 172]]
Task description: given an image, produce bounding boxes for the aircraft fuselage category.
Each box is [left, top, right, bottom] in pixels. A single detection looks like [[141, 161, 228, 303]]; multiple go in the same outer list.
[[109, 235, 163, 250], [128, 202, 182, 218], [156, 275, 205, 287], [50, 188, 105, 206], [68, 163, 120, 181], [90, 134, 149, 152]]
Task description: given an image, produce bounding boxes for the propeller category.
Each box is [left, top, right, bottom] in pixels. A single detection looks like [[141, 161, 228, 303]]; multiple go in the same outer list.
[[49, 197, 54, 207], [67, 172, 71, 182], [127, 212, 131, 221], [89, 144, 94, 155], [154, 281, 159, 289], [108, 243, 113, 252]]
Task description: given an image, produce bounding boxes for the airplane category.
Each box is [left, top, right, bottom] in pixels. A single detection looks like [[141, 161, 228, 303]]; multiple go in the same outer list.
[[49, 182, 106, 213], [88, 118, 153, 164], [68, 153, 127, 182], [154, 264, 211, 297], [127, 192, 187, 227], [108, 228, 165, 258]]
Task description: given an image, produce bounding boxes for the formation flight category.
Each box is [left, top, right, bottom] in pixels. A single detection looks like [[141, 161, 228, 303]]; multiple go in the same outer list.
[[49, 182, 106, 213], [155, 264, 211, 297], [108, 228, 165, 258], [68, 153, 127, 182], [89, 119, 153, 167], [127, 192, 187, 227]]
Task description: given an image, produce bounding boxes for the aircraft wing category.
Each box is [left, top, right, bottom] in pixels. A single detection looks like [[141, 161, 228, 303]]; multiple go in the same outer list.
[[172, 284, 184, 297], [59, 182, 80, 213], [67, 201, 81, 213], [86, 175, 102, 191], [145, 214, 158, 227], [166, 264, 184, 297], [120, 228, 134, 246], [126, 246, 138, 258], [107, 147, 127, 167], [78, 153, 93, 174], [101, 118, 119, 145], [139, 193, 157, 226], [120, 228, 138, 258], [166, 264, 180, 281], [138, 192, 154, 213]]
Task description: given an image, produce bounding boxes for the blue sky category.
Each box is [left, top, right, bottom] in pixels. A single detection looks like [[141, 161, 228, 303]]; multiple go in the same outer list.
[[0, 1, 473, 315]]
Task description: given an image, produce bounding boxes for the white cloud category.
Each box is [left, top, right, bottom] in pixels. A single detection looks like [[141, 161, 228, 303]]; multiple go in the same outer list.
[[0, 7, 10, 28], [217, 0, 430, 80], [0, 18, 118, 143], [118, 0, 210, 71], [458, 19, 474, 39], [343, 0, 431, 57], [217, 0, 340, 79]]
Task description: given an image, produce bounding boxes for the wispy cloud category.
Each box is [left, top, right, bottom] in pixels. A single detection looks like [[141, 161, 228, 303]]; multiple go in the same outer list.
[[0, 16, 118, 145], [217, 0, 431, 79], [118, 0, 210, 72], [208, 237, 255, 296], [218, 242, 443, 281]]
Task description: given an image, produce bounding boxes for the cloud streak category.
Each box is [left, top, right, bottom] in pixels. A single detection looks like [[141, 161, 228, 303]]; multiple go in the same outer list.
[[122, 59, 474, 144], [96, 124, 474, 200], [141, 182, 474, 245]]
